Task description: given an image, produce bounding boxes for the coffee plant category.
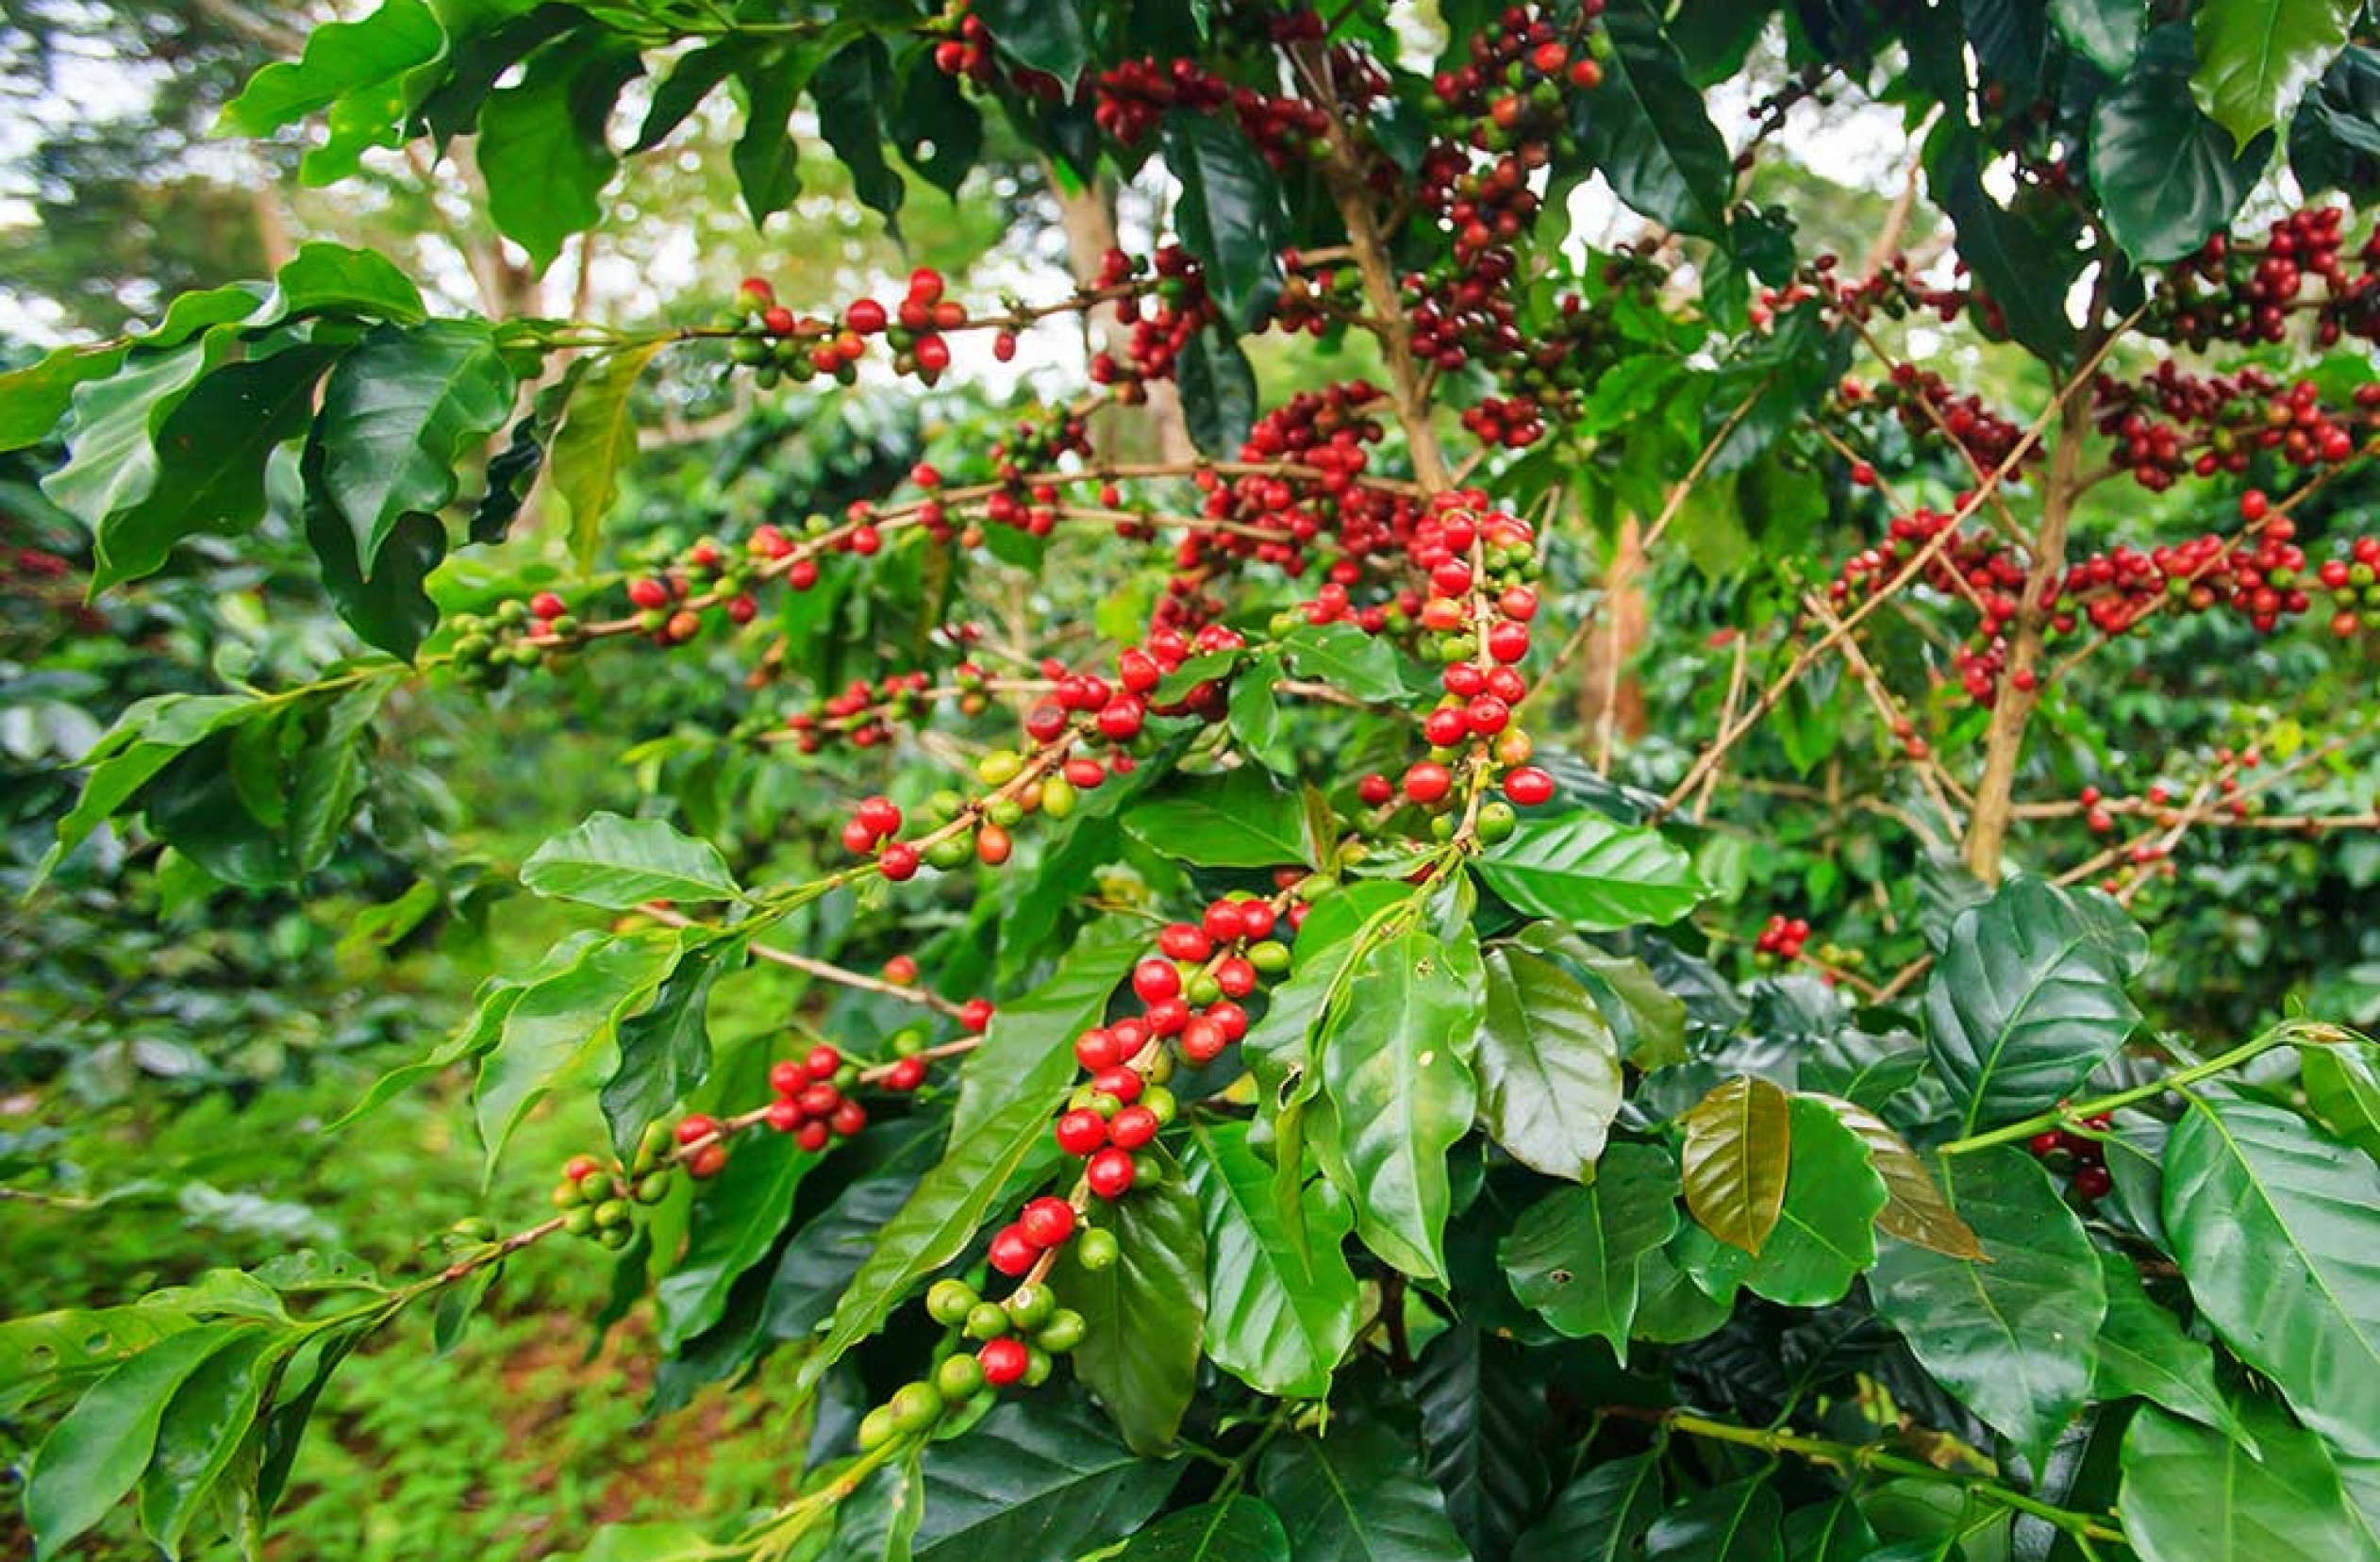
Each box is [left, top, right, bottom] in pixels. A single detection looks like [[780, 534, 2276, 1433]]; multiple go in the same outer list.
[[9, 2, 2380, 1559]]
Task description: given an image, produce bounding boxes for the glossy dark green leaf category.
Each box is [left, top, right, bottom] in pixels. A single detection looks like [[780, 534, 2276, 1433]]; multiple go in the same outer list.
[[2301, 1041, 2380, 1157], [1314, 925, 1482, 1280], [1869, 1150, 2105, 1466], [2189, 0, 2356, 147], [477, 34, 642, 274], [827, 1450, 924, 1562], [2052, 0, 2145, 75], [1053, 1151, 1206, 1454], [1259, 1423, 1471, 1562], [1643, 1477, 1784, 1562], [1732, 1096, 1884, 1307], [1178, 324, 1259, 457], [911, 1399, 1176, 1562], [521, 811, 743, 909], [2291, 45, 2380, 193], [1680, 1074, 1792, 1256], [44, 341, 227, 540], [889, 54, 983, 197], [974, 0, 1091, 87], [1499, 1141, 1681, 1356], [2091, 25, 2272, 264], [815, 42, 905, 224], [38, 693, 261, 887], [2092, 1249, 2245, 1442], [1125, 768, 1312, 868], [952, 919, 1141, 1143], [1413, 1325, 1553, 1559], [312, 320, 516, 567], [0, 341, 132, 452], [1577, 0, 1734, 240], [1923, 874, 2140, 1135], [1473, 812, 1703, 933], [474, 930, 683, 1177], [1809, 1096, 1983, 1259], [1166, 110, 1288, 332], [304, 490, 445, 659], [1475, 945, 1623, 1179], [1115, 1499, 1290, 1562], [1278, 621, 1408, 702], [218, 0, 441, 179], [1781, 1498, 1878, 1561], [1182, 1120, 1358, 1398], [761, 1134, 940, 1343], [1230, 656, 1295, 774], [657, 1130, 808, 1349], [1924, 125, 2079, 365], [2120, 1400, 2370, 1562], [1241, 881, 1413, 1105], [2165, 1096, 2380, 1456], [602, 939, 738, 1159], [1513, 1454, 1665, 1562], [26, 1324, 245, 1560]]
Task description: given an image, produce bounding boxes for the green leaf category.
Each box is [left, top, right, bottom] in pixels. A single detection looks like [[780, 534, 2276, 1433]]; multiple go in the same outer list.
[[1499, 1141, 1681, 1360], [1115, 1499, 1289, 1562], [2092, 1249, 2247, 1443], [657, 1128, 808, 1349], [1166, 111, 1289, 333], [304, 487, 445, 660], [1413, 1325, 1552, 1559], [42, 341, 226, 540], [1124, 768, 1312, 868], [953, 920, 1141, 1143], [219, 0, 441, 138], [1177, 324, 1260, 457], [2120, 1400, 2370, 1562], [1575, 0, 1734, 240], [1229, 656, 1295, 774], [1782, 1498, 1880, 1562], [731, 47, 811, 225], [521, 811, 742, 909], [0, 343, 131, 452], [814, 41, 905, 224], [2302, 1042, 2380, 1157], [828, 1451, 925, 1562], [2164, 1095, 2380, 1456], [2091, 25, 2272, 264], [1644, 1478, 1783, 1562], [2053, 0, 2145, 75], [26, 1325, 246, 1560], [1183, 1119, 1359, 1398], [1924, 874, 2140, 1136], [1314, 925, 1482, 1280], [290, 677, 392, 873], [1680, 1074, 1792, 1255], [973, 0, 1091, 88], [37, 693, 260, 887], [313, 320, 516, 569], [2290, 45, 2380, 194], [1474, 945, 1623, 1180], [602, 939, 738, 1159], [275, 241, 428, 323], [2190, 0, 2355, 148], [1924, 125, 2080, 365], [478, 35, 642, 274], [1513, 1454, 1665, 1562], [911, 1399, 1176, 1562], [762, 1130, 941, 1343], [1869, 1150, 2105, 1465], [547, 341, 667, 567], [136, 1330, 279, 1558], [1279, 622, 1408, 702], [1053, 1150, 1206, 1454], [1260, 1424, 1472, 1562], [474, 931, 682, 1177], [1473, 812, 1704, 933], [1809, 1096, 1984, 1259], [1731, 1096, 1885, 1307]]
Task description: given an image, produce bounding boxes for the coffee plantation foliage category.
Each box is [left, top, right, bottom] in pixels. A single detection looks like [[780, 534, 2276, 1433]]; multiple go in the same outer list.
[[9, 2, 2380, 1560]]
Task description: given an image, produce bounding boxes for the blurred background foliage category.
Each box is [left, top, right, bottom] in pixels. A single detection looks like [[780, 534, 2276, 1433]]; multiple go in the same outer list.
[[5, 1, 2380, 1556]]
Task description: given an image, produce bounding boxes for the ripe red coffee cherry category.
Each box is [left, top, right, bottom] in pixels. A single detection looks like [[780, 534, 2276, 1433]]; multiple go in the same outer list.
[[1423, 706, 1469, 746], [1214, 956, 1257, 998], [1430, 559, 1474, 595], [1157, 922, 1212, 961], [988, 1224, 1039, 1276], [1466, 695, 1511, 735], [806, 1044, 841, 1078], [1086, 1147, 1137, 1199], [1206, 1000, 1248, 1040], [960, 998, 994, 1032], [1181, 1017, 1228, 1062], [830, 1100, 867, 1138], [907, 266, 946, 304], [1075, 1027, 1123, 1072], [1504, 766, 1555, 806], [1090, 1067, 1142, 1104], [1108, 1105, 1160, 1150], [879, 842, 921, 881], [845, 298, 888, 333], [1237, 902, 1276, 939], [686, 1143, 730, 1179], [1358, 773, 1394, 805], [1203, 900, 1249, 942], [796, 1121, 832, 1153], [1055, 1109, 1107, 1155], [1020, 1197, 1076, 1248], [855, 796, 902, 837], [914, 334, 952, 373], [675, 1114, 722, 1146], [628, 577, 672, 610], [1404, 762, 1455, 804], [1487, 621, 1532, 663], [769, 1059, 807, 1095], [765, 1098, 804, 1134], [530, 591, 568, 620], [978, 1337, 1029, 1386], [1133, 958, 1183, 1003], [1097, 695, 1148, 740], [886, 1055, 929, 1091]]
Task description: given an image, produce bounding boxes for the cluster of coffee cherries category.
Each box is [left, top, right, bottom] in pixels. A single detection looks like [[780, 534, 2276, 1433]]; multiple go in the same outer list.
[[1752, 914, 1811, 963], [2027, 1115, 2116, 1203], [710, 268, 977, 389], [850, 1271, 1090, 1451], [1426, 4, 1606, 142], [1849, 365, 2037, 482], [547, 1125, 678, 1249], [783, 670, 958, 753], [2089, 363, 2378, 492], [761, 1044, 873, 1150], [925, 0, 1063, 98], [1089, 245, 1219, 393], [1825, 500, 2024, 704], [2147, 207, 2380, 350], [971, 409, 1098, 540], [1091, 57, 1330, 166]]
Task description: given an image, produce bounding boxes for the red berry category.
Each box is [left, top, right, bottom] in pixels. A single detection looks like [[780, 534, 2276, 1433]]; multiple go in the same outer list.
[[1203, 901, 1249, 942], [1097, 696, 1147, 741], [1157, 922, 1213, 961], [1086, 1147, 1137, 1199], [1090, 1067, 1142, 1104], [989, 1223, 1039, 1275], [1133, 957, 1182, 1003], [1056, 1109, 1107, 1155], [674, 1114, 722, 1146], [2072, 1165, 2113, 1201], [845, 298, 888, 333], [686, 1143, 729, 1179], [959, 998, 994, 1032], [880, 842, 921, 881], [769, 1059, 807, 1096], [530, 591, 568, 620], [564, 1154, 603, 1183], [886, 1056, 928, 1091], [1075, 1027, 1123, 1072], [628, 577, 672, 610], [1019, 1196, 1076, 1248], [1358, 773, 1394, 805], [1108, 1105, 1159, 1150], [1404, 762, 1454, 804], [978, 1337, 1029, 1386], [795, 1121, 832, 1153], [1487, 621, 1532, 663], [1504, 766, 1555, 806]]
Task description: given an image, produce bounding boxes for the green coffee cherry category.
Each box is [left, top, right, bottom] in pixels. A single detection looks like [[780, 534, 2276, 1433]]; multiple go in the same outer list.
[[965, 1302, 1011, 1340], [936, 1353, 988, 1404], [889, 1382, 943, 1433], [1004, 1284, 1056, 1332], [1076, 1228, 1121, 1271], [1021, 1346, 1054, 1388], [927, 1279, 979, 1325], [1035, 1309, 1088, 1354]]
